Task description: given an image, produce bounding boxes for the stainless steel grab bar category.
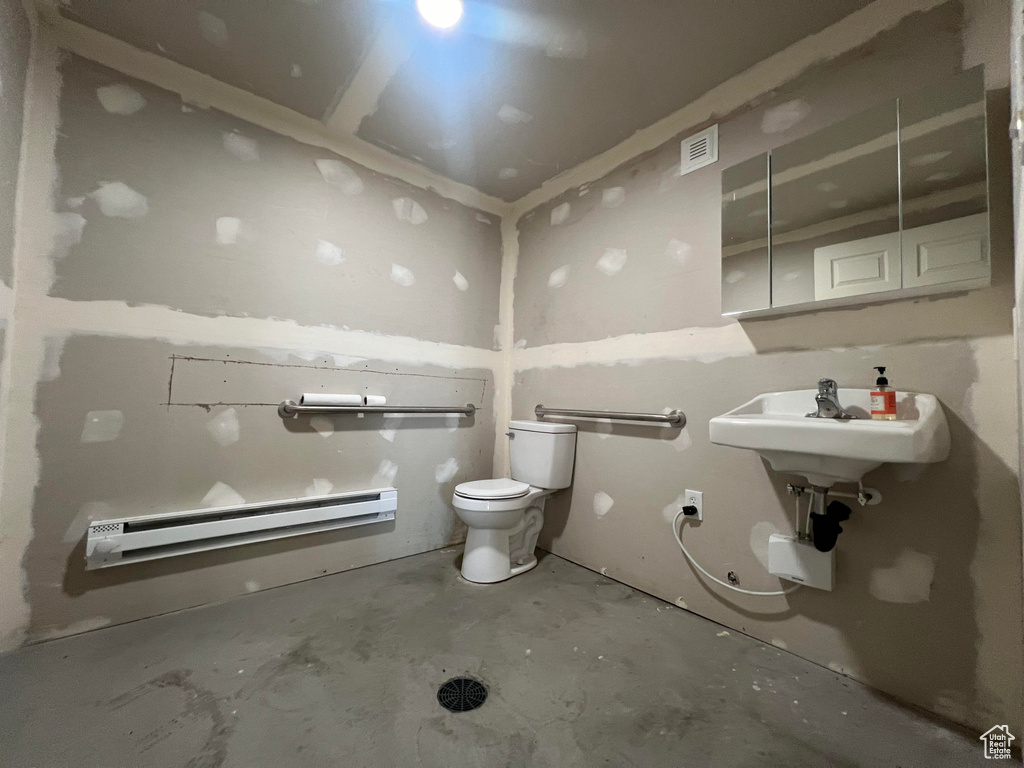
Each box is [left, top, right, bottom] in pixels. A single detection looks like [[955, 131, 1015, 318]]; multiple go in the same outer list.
[[535, 405, 685, 428], [279, 400, 476, 418]]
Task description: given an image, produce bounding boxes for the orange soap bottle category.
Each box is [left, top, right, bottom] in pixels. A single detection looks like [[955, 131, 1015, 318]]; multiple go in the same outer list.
[[870, 366, 897, 421]]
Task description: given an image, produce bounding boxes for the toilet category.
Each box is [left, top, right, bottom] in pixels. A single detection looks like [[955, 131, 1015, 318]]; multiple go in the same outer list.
[[453, 420, 577, 583]]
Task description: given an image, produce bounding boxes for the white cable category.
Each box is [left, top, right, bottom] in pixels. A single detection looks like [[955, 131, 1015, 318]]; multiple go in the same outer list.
[[672, 510, 802, 597]]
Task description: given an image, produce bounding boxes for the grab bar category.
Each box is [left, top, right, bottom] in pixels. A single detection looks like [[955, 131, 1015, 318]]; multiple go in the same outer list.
[[535, 405, 685, 428], [279, 400, 476, 418]]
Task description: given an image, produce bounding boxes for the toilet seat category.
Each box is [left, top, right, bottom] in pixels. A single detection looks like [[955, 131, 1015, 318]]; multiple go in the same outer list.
[[455, 479, 530, 500]]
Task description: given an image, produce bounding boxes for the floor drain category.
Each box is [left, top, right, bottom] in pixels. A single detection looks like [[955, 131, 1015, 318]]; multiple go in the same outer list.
[[437, 677, 488, 712]]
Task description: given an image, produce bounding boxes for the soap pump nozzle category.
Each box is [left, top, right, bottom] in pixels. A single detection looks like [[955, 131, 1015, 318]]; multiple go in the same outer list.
[[873, 366, 888, 386]]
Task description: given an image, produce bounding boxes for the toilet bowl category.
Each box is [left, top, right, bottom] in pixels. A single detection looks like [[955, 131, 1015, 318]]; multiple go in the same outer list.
[[452, 420, 577, 583], [453, 480, 552, 583]]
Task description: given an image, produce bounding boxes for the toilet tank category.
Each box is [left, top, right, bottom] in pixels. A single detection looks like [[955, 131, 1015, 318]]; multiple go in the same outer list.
[[508, 420, 577, 489]]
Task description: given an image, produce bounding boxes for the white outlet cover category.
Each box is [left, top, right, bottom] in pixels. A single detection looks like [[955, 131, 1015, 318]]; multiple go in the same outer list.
[[685, 489, 703, 521]]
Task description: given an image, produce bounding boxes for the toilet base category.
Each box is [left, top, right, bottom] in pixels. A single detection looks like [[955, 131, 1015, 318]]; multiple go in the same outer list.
[[510, 554, 538, 578], [462, 547, 538, 583], [461, 528, 512, 583], [460, 506, 544, 584]]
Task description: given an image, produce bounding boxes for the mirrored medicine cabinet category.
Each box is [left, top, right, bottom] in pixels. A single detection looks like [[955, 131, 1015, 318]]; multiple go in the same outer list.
[[721, 66, 989, 318]]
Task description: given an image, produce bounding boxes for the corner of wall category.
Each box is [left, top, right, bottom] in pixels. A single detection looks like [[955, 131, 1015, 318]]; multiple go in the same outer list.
[[492, 216, 519, 478], [0, 3, 56, 651]]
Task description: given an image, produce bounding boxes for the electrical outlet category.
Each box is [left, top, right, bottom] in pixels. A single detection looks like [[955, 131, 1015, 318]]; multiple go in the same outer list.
[[685, 489, 703, 521]]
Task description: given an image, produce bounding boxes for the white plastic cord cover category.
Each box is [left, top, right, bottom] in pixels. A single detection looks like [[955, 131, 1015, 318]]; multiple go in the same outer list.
[[672, 509, 802, 597]]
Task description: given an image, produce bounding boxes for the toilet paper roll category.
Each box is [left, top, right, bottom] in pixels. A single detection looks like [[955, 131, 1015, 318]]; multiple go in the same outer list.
[[299, 393, 363, 407], [364, 395, 387, 406]]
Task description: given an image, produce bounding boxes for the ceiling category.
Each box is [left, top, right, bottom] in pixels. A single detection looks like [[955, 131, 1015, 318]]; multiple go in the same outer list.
[[58, 0, 876, 202]]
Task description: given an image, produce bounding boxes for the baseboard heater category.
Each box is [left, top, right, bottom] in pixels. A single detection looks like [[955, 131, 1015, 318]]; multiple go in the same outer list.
[[85, 487, 397, 569]]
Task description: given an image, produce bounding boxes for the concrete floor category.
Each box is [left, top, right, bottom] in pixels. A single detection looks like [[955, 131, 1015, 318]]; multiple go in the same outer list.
[[0, 549, 981, 767]]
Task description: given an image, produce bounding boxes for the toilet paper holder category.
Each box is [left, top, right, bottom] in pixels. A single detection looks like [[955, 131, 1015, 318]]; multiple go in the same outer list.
[[278, 399, 477, 419]]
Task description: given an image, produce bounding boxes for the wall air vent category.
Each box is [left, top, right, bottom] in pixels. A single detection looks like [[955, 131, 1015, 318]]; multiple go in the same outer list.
[[680, 124, 718, 177], [85, 487, 397, 569]]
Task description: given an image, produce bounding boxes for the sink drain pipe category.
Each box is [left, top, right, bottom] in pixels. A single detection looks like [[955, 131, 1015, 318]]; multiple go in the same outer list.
[[788, 482, 882, 552]]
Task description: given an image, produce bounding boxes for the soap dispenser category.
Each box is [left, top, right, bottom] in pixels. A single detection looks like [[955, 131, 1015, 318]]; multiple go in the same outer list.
[[870, 366, 896, 421]]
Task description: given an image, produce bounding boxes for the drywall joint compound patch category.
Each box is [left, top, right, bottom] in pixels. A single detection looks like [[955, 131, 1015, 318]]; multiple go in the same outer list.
[[372, 459, 399, 487], [222, 131, 260, 162], [596, 248, 627, 276], [666, 239, 692, 267], [197, 11, 230, 46], [309, 415, 334, 437], [315, 240, 345, 266], [80, 410, 124, 443], [379, 416, 403, 443], [201, 481, 245, 508], [593, 491, 614, 517], [601, 187, 625, 208], [550, 203, 570, 226], [96, 84, 146, 115], [316, 159, 364, 194], [305, 478, 334, 497], [435, 457, 459, 483], [761, 99, 812, 134], [390, 263, 415, 286], [206, 407, 240, 446], [497, 104, 533, 124], [52, 213, 85, 260], [869, 549, 935, 603], [392, 197, 427, 224], [89, 182, 148, 218], [216, 217, 241, 245], [547, 265, 570, 288]]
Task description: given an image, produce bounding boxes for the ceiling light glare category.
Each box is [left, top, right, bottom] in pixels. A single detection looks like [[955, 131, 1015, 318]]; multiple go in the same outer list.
[[416, 0, 463, 30]]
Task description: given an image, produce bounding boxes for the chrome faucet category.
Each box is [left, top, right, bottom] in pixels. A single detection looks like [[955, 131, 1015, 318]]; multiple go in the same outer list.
[[807, 378, 856, 419]]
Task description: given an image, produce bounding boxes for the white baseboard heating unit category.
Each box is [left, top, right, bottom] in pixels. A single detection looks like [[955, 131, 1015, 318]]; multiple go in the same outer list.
[[85, 487, 397, 569]]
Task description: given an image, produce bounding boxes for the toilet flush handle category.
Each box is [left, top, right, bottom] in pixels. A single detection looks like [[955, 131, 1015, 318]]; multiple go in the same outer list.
[[505, 432, 515, 439]]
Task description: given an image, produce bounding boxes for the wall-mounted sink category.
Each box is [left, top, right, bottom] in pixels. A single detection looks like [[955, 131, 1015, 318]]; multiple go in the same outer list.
[[709, 388, 950, 487]]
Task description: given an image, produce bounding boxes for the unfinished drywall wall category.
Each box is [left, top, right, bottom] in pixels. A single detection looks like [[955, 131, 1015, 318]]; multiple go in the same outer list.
[[0, 0, 30, 387], [0, 0, 31, 648], [27, 338, 492, 637], [53, 55, 502, 348], [0, 30, 503, 647], [511, 0, 1021, 734], [0, 0, 29, 290]]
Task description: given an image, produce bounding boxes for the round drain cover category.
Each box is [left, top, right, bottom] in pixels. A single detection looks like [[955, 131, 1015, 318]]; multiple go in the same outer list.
[[437, 677, 487, 713]]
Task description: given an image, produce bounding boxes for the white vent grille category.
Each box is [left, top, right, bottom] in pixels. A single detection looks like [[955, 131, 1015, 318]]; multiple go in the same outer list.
[[680, 125, 718, 177]]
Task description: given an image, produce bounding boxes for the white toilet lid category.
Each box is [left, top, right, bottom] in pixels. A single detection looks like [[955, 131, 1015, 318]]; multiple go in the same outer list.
[[455, 479, 530, 500]]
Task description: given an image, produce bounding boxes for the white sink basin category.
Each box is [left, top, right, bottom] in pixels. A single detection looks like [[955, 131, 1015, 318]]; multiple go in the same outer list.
[[709, 388, 950, 486]]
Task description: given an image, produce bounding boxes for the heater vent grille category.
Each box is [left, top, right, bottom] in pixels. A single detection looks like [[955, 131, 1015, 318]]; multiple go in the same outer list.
[[86, 487, 397, 569]]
